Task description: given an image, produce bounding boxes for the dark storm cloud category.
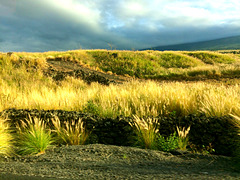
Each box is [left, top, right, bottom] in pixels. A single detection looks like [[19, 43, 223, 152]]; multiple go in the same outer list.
[[0, 0, 240, 52]]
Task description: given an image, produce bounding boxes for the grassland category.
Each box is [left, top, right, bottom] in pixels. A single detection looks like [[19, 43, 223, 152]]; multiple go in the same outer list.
[[5, 49, 240, 80], [0, 50, 240, 160], [0, 50, 240, 118]]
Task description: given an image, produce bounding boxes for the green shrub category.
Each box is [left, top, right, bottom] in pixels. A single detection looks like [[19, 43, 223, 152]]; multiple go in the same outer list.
[[189, 143, 215, 154], [83, 100, 101, 115], [86, 50, 204, 78], [156, 133, 179, 152], [16, 116, 52, 155]]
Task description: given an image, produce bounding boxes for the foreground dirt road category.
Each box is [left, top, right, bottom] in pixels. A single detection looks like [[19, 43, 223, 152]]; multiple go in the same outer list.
[[0, 144, 239, 180]]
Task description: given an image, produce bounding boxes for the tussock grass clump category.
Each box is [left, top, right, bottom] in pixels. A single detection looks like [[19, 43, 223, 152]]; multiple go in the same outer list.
[[129, 116, 187, 152], [199, 85, 240, 117], [0, 117, 13, 156], [176, 126, 191, 150], [130, 115, 160, 149], [51, 116, 89, 145], [16, 116, 52, 155]]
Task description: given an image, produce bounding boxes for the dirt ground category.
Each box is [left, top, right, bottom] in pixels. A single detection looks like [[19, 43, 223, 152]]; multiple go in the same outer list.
[[45, 59, 131, 84], [0, 144, 239, 180]]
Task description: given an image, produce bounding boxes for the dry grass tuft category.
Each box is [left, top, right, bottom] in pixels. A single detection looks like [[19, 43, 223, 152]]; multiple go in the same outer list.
[[51, 116, 89, 145], [176, 126, 191, 150], [0, 117, 13, 156], [129, 115, 160, 149]]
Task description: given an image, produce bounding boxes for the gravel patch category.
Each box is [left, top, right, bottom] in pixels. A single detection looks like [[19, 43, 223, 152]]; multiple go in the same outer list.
[[0, 144, 239, 179]]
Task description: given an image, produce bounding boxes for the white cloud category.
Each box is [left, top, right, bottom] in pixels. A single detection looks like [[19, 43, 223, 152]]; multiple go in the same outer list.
[[46, 0, 101, 29], [108, 0, 240, 29], [0, 0, 240, 51], [119, 0, 149, 17]]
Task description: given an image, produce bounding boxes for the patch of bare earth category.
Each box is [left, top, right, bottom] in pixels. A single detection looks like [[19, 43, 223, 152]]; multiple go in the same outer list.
[[45, 60, 132, 84], [0, 144, 239, 180]]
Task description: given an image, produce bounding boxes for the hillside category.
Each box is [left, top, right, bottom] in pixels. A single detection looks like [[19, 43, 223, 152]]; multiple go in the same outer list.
[[0, 50, 240, 179], [1, 50, 240, 83], [144, 35, 240, 51]]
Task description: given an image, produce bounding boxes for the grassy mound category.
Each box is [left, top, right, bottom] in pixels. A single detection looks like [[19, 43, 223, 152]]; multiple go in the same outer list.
[[148, 51, 204, 68], [86, 50, 204, 78], [2, 50, 240, 80], [184, 51, 236, 64]]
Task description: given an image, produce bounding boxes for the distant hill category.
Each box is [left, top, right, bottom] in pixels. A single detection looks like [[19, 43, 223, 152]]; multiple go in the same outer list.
[[143, 35, 240, 51]]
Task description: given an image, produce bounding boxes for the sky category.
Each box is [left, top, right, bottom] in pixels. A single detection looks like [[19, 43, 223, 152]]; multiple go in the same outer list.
[[0, 0, 240, 52]]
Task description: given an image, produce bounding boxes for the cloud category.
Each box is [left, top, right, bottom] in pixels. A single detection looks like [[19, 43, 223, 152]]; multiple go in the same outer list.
[[0, 0, 240, 52]]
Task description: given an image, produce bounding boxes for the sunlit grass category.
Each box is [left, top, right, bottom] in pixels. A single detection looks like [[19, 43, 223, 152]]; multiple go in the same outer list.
[[16, 116, 52, 155], [129, 115, 159, 149], [0, 51, 240, 118], [176, 126, 191, 150], [0, 117, 13, 156], [7, 49, 240, 79], [51, 116, 89, 145], [184, 51, 236, 64], [0, 75, 240, 118], [0, 50, 240, 158]]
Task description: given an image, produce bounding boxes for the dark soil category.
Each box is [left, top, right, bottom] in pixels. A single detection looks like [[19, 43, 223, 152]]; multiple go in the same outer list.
[[45, 60, 131, 85], [0, 144, 239, 180]]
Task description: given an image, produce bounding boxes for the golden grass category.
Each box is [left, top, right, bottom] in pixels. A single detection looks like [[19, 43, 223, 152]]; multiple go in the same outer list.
[[0, 76, 240, 118], [1, 51, 240, 118], [1, 50, 240, 157], [129, 115, 160, 149], [176, 126, 191, 150], [51, 116, 89, 145], [0, 117, 13, 156], [10, 49, 240, 79], [176, 126, 191, 139]]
